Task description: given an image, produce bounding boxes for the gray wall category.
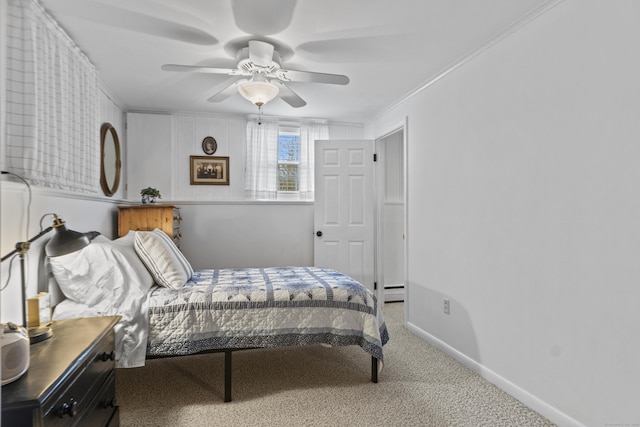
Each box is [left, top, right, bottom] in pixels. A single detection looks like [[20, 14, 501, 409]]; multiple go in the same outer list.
[[365, 1, 640, 425], [178, 202, 314, 270]]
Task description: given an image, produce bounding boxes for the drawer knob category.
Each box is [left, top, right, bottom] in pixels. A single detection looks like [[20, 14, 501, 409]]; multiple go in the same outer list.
[[101, 351, 116, 361], [103, 397, 117, 409], [59, 399, 78, 418]]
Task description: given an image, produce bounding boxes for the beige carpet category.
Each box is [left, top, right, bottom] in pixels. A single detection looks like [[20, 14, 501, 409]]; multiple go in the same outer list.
[[116, 303, 555, 426]]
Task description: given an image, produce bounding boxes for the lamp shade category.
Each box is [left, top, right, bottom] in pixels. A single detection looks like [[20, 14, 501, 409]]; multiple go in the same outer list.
[[45, 216, 91, 257], [238, 76, 279, 107]]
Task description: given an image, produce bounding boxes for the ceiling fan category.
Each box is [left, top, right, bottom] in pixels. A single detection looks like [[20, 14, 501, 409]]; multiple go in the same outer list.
[[161, 40, 349, 109]]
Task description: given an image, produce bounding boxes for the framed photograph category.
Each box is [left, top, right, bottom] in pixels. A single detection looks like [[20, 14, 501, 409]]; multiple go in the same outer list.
[[190, 156, 229, 185], [201, 136, 217, 155]]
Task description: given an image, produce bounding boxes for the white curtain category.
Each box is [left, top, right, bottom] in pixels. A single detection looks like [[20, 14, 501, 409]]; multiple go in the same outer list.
[[4, 0, 99, 193], [245, 118, 328, 200], [298, 120, 328, 200], [245, 117, 279, 200]]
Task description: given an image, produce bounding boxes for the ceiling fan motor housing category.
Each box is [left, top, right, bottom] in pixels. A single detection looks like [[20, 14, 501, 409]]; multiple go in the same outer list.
[[236, 47, 282, 75]]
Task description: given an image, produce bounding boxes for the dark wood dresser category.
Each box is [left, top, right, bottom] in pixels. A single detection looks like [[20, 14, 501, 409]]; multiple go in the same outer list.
[[1, 316, 121, 426]]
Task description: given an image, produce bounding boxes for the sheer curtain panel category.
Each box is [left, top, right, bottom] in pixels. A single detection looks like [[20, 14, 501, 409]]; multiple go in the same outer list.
[[4, 0, 99, 193], [245, 118, 279, 200], [298, 120, 328, 200]]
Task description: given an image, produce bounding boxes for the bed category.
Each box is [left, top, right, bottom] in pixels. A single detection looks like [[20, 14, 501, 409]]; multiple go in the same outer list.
[[48, 229, 389, 402]]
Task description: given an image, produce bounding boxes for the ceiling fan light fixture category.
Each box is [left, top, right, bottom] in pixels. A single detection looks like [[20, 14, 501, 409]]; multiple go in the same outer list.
[[238, 75, 279, 107]]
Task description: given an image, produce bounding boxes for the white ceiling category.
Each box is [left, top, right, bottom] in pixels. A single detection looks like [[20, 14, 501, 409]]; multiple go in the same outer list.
[[39, 0, 551, 123]]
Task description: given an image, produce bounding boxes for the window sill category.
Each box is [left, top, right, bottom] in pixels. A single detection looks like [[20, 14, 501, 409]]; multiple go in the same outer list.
[[276, 191, 313, 202]]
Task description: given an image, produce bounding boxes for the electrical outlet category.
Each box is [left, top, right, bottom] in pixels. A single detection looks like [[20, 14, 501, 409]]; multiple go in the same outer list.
[[443, 298, 450, 315]]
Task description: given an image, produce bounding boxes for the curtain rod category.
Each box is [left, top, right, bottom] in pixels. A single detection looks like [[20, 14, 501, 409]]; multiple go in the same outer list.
[[246, 114, 328, 125]]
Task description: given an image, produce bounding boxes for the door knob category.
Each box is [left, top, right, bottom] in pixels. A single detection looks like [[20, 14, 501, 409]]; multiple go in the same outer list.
[[316, 231, 323, 237]]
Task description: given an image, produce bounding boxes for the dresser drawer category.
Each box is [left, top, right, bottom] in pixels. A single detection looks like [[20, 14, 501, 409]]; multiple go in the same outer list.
[[173, 208, 182, 245], [173, 208, 182, 223], [42, 330, 116, 426], [78, 370, 118, 427]]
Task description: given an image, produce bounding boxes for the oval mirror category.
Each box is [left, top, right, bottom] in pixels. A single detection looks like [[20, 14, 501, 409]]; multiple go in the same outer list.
[[100, 122, 121, 197]]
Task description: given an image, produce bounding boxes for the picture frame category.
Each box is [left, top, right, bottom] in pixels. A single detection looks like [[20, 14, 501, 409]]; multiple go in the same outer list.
[[190, 156, 229, 185], [201, 136, 217, 155]]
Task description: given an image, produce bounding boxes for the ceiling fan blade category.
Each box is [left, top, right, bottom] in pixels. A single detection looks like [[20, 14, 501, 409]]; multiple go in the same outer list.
[[161, 64, 239, 75], [296, 34, 421, 63], [41, 0, 218, 46], [207, 78, 247, 102], [275, 69, 349, 85], [231, 0, 297, 35], [273, 82, 306, 108], [248, 40, 275, 67]]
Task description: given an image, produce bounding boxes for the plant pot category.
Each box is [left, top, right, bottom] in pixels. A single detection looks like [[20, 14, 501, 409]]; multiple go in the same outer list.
[[141, 195, 157, 204]]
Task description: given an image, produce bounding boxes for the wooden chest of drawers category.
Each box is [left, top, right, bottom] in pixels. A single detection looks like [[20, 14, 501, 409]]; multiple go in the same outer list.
[[1, 316, 121, 427], [118, 204, 182, 246]]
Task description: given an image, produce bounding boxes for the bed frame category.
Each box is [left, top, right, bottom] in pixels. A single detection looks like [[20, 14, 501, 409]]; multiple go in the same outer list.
[[41, 255, 380, 403], [149, 348, 379, 402]]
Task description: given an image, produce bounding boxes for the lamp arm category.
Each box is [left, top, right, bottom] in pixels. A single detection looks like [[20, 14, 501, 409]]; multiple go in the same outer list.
[[0, 226, 53, 328], [1, 226, 53, 262]]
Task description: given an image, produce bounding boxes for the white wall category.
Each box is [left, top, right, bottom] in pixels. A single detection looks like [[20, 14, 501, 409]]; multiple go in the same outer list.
[[124, 112, 362, 272], [365, 1, 640, 426], [126, 113, 363, 202], [99, 86, 126, 200], [126, 113, 247, 201]]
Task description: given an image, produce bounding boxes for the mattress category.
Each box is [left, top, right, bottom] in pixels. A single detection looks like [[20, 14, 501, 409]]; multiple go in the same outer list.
[[146, 267, 389, 361]]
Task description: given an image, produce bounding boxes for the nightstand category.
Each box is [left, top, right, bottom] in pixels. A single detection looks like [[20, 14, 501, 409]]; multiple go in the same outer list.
[[1, 316, 121, 426]]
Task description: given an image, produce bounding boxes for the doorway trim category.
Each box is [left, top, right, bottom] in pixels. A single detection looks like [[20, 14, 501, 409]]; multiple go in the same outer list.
[[374, 117, 408, 319]]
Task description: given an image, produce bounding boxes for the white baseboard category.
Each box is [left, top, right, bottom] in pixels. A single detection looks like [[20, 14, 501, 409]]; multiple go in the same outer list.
[[405, 321, 585, 427], [384, 286, 404, 302]]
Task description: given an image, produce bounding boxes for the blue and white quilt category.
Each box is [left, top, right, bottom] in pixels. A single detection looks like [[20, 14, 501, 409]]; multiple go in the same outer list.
[[146, 267, 389, 361]]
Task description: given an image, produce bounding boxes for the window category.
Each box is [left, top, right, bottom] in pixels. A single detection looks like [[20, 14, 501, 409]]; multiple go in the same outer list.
[[245, 118, 328, 201], [4, 0, 99, 193], [277, 128, 301, 192]]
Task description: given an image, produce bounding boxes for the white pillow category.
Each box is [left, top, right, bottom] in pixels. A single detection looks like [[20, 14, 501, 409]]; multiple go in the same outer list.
[[150, 228, 194, 279], [134, 229, 193, 290], [111, 231, 155, 291], [49, 234, 154, 305]]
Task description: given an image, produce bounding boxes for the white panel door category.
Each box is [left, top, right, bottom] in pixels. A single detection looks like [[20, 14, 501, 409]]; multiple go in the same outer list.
[[314, 139, 375, 291]]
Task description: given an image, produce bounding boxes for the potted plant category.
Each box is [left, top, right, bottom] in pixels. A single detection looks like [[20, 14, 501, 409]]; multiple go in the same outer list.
[[140, 187, 161, 204]]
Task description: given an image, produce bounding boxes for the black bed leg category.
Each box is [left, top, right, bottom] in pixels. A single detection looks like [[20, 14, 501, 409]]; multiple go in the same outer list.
[[371, 356, 378, 383], [224, 350, 232, 402]]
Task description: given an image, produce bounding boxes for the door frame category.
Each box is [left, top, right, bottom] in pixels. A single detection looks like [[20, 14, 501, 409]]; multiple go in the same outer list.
[[374, 117, 408, 317]]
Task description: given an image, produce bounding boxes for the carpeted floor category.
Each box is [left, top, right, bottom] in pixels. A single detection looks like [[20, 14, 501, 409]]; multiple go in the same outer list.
[[116, 302, 555, 426]]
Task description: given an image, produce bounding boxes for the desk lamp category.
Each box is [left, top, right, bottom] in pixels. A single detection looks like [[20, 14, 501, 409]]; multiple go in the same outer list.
[[1, 171, 91, 343], [1, 214, 90, 343]]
